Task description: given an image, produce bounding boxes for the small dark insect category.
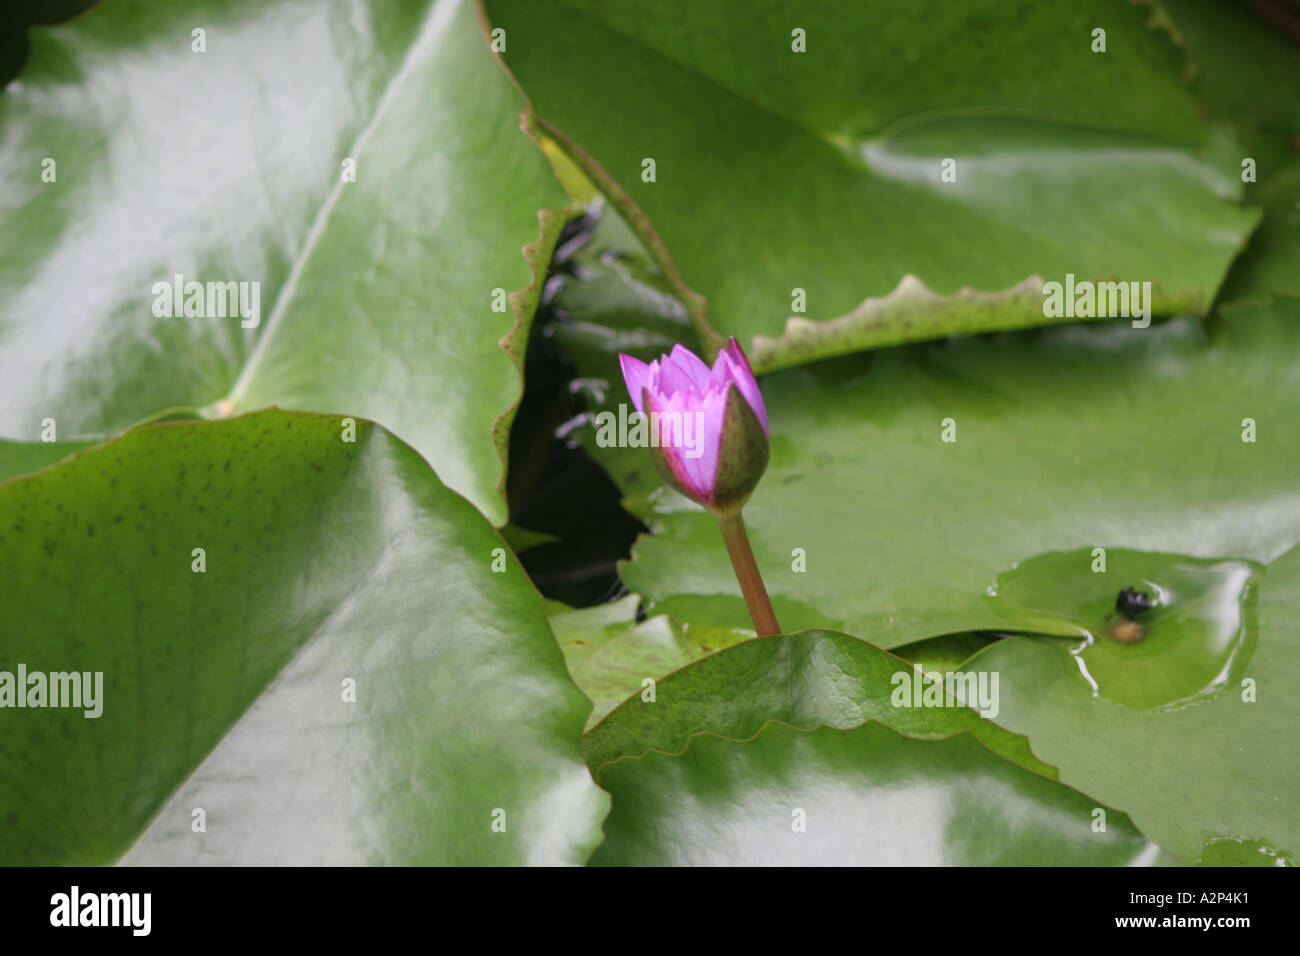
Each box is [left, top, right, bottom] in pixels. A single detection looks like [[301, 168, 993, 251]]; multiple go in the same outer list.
[[1104, 586, 1156, 643], [1115, 586, 1155, 618]]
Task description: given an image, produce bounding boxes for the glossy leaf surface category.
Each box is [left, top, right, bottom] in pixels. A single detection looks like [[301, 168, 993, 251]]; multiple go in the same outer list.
[[0, 411, 607, 864], [592, 721, 1170, 866], [489, 0, 1258, 370], [0, 0, 565, 523]]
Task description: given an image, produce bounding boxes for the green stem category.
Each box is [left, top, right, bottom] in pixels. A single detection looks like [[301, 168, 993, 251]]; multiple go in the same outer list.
[[716, 511, 780, 636]]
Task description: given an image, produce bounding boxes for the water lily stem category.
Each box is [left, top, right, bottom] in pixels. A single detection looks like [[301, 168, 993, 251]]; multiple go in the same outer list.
[[716, 511, 781, 636]]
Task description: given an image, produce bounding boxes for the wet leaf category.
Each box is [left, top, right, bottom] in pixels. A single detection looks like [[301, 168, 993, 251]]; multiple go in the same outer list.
[[549, 595, 751, 729], [1158, 0, 1300, 177], [0, 0, 566, 524], [1220, 163, 1300, 304], [488, 0, 1258, 370], [987, 548, 1261, 712], [583, 628, 1053, 778], [591, 721, 1171, 866], [964, 543, 1300, 864], [0, 439, 92, 483], [0, 411, 608, 864]]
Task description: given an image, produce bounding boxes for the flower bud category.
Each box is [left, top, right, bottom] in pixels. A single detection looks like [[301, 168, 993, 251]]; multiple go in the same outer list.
[[618, 338, 769, 515]]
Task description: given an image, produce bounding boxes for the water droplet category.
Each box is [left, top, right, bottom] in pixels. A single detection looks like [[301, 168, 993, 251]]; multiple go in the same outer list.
[[988, 549, 1261, 711]]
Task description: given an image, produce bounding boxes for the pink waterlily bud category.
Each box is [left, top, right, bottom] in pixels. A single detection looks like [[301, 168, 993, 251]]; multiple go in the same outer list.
[[618, 338, 769, 515]]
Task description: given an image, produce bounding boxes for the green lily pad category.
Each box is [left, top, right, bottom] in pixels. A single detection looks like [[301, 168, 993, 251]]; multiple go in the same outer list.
[[892, 632, 1000, 673], [1221, 163, 1300, 304], [0, 0, 567, 524], [1158, 0, 1300, 177], [1117, 0, 1300, 304], [0, 438, 92, 483], [963, 543, 1300, 864], [500, 523, 563, 553], [591, 721, 1171, 866], [584, 629, 1052, 778], [0, 411, 607, 864], [488, 0, 1258, 370], [548, 595, 752, 729]]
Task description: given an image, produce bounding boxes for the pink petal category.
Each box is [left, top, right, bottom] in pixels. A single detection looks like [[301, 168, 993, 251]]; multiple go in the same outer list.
[[721, 337, 768, 435], [619, 353, 653, 415], [679, 386, 724, 499], [694, 386, 728, 496], [654, 353, 698, 400], [645, 388, 710, 500], [669, 343, 712, 390], [671, 391, 712, 497]]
